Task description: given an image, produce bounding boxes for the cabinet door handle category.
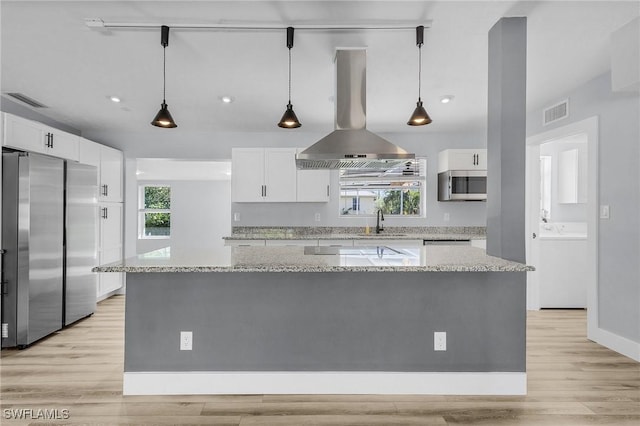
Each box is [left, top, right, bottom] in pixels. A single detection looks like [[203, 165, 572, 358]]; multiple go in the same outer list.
[[264, 185, 267, 197], [102, 184, 108, 197], [327, 185, 330, 197], [101, 207, 108, 219], [50, 134, 54, 149]]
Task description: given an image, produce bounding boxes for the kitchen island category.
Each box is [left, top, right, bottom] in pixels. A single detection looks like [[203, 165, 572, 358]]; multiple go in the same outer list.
[[95, 244, 532, 395]]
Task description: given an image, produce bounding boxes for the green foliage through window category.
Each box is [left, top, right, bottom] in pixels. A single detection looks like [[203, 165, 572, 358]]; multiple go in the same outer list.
[[140, 185, 171, 238]]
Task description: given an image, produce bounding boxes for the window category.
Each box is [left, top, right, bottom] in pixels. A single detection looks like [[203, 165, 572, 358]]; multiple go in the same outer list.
[[139, 185, 171, 238], [339, 159, 426, 217]]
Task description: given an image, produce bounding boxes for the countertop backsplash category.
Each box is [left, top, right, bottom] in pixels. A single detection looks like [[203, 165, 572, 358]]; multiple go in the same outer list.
[[229, 226, 486, 238]]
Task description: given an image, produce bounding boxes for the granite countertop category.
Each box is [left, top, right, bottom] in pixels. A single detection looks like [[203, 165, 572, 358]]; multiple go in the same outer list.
[[223, 226, 486, 241], [94, 245, 532, 273]]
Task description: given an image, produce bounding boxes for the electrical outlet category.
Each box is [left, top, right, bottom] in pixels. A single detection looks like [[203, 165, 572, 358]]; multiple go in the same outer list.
[[315, 213, 321, 222], [443, 213, 450, 222], [233, 212, 241, 222], [434, 331, 447, 351], [180, 331, 193, 351], [599, 205, 610, 219]]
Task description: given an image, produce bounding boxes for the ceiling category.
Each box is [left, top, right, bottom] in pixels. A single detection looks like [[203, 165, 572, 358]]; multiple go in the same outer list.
[[1, 1, 638, 139]]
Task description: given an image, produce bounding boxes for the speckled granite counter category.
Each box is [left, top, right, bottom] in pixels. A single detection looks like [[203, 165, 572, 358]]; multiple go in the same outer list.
[[94, 244, 532, 273], [223, 226, 486, 241]]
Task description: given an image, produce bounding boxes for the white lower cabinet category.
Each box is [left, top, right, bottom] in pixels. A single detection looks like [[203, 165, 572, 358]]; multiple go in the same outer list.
[[265, 240, 316, 247], [318, 239, 354, 247], [98, 202, 123, 298], [225, 239, 266, 247], [356, 239, 424, 247]]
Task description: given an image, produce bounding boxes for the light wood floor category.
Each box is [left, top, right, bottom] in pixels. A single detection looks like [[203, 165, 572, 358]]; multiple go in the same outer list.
[[1, 296, 638, 425]]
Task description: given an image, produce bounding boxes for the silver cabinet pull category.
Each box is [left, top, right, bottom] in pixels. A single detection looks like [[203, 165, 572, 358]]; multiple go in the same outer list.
[[101, 207, 108, 219], [327, 185, 330, 197]]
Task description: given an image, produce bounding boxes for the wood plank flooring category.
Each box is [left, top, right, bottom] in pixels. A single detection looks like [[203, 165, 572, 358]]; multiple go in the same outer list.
[[1, 296, 638, 425]]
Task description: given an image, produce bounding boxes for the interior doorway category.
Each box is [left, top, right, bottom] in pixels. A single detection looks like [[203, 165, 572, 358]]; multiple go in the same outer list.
[[525, 117, 598, 332]]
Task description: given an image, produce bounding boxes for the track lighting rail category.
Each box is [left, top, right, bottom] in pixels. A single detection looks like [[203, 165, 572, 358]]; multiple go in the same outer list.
[[86, 19, 432, 31]]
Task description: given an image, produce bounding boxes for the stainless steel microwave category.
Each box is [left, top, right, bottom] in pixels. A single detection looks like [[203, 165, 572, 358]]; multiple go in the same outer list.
[[438, 170, 487, 201]]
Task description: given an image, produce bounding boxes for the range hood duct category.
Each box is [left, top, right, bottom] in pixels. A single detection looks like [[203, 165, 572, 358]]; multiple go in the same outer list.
[[296, 49, 415, 169]]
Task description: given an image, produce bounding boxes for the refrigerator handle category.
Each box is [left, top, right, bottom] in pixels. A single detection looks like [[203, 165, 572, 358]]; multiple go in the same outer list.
[[0, 249, 7, 295]]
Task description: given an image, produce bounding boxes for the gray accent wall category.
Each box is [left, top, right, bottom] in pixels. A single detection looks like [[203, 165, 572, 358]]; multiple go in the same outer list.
[[527, 72, 640, 344], [486, 17, 527, 263], [125, 271, 526, 373]]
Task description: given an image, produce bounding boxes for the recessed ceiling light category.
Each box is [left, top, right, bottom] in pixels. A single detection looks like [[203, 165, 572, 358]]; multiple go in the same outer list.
[[220, 96, 234, 104], [109, 96, 121, 103], [440, 95, 454, 104]]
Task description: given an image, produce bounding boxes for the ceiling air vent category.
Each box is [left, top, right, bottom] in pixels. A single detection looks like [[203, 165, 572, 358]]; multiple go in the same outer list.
[[4, 92, 48, 108], [543, 99, 568, 125]]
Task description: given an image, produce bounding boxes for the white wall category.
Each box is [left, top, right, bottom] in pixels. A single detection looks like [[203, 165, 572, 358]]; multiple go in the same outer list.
[[129, 159, 232, 256], [136, 179, 231, 255], [527, 71, 640, 355]]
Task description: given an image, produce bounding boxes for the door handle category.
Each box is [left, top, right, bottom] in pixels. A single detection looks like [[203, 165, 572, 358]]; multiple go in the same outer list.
[[102, 184, 108, 197], [532, 232, 537, 239], [327, 185, 330, 197], [101, 207, 108, 219], [50, 134, 54, 149], [264, 185, 267, 197]]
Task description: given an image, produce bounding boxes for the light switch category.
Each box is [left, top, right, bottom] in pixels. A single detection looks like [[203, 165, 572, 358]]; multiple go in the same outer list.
[[599, 205, 610, 219], [233, 212, 241, 222]]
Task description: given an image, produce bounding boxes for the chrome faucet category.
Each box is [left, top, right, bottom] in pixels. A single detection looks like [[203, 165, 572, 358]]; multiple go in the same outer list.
[[376, 209, 384, 234]]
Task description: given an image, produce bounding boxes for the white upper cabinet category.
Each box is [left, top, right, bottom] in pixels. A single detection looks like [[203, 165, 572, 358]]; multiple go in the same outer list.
[[232, 148, 297, 202], [2, 113, 79, 161], [264, 149, 297, 202], [296, 149, 330, 202], [438, 149, 487, 172], [232, 148, 266, 202], [78, 138, 123, 202], [99, 145, 123, 202], [78, 137, 101, 167]]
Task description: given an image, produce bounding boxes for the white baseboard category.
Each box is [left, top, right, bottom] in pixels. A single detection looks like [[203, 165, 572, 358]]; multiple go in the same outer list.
[[588, 326, 640, 362], [123, 371, 527, 396]]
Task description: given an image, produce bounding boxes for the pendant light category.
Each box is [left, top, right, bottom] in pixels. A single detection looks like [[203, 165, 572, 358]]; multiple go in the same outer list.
[[278, 27, 301, 128], [407, 25, 432, 126], [151, 25, 177, 128]]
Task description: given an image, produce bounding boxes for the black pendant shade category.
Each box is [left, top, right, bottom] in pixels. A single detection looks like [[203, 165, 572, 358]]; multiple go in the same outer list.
[[407, 25, 431, 126], [278, 102, 301, 128], [278, 27, 301, 128], [151, 101, 177, 128], [407, 99, 432, 126], [151, 25, 177, 128]]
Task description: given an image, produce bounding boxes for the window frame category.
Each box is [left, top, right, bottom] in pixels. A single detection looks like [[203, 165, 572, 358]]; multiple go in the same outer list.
[[138, 183, 172, 240], [338, 158, 427, 219]]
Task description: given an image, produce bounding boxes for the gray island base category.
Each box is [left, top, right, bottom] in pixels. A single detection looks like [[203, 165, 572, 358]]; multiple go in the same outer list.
[[97, 246, 531, 395]]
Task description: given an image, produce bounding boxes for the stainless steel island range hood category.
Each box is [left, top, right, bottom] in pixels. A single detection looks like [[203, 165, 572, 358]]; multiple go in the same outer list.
[[296, 49, 415, 170]]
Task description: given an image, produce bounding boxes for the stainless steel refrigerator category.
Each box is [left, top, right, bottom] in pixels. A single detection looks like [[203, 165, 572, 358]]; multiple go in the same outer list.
[[1, 152, 97, 348], [64, 161, 98, 326]]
